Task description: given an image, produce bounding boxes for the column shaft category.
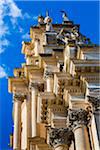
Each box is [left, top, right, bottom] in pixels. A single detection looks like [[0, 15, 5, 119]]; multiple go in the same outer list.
[[37, 95, 42, 123], [21, 99, 28, 149], [90, 114, 100, 150], [13, 100, 21, 149], [94, 110, 100, 141], [47, 77, 53, 92], [34, 39, 40, 56], [74, 125, 91, 150], [69, 141, 75, 150], [31, 87, 38, 137]]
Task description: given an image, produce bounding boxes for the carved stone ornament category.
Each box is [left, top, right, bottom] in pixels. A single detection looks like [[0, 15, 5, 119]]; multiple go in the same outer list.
[[13, 93, 27, 101], [87, 95, 100, 111], [68, 108, 92, 128], [44, 70, 54, 79], [29, 82, 44, 92], [57, 79, 65, 101], [49, 127, 74, 148]]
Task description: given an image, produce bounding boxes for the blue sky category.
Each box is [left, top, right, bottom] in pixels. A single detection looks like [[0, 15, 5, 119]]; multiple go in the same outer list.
[[0, 0, 99, 149]]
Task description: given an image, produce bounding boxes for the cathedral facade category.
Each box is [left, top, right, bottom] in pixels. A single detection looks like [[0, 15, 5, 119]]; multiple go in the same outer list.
[[8, 12, 100, 150]]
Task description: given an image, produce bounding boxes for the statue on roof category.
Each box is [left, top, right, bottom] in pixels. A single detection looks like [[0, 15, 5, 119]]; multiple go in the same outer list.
[[44, 10, 54, 32], [61, 10, 69, 22], [38, 14, 44, 25], [70, 26, 79, 40]]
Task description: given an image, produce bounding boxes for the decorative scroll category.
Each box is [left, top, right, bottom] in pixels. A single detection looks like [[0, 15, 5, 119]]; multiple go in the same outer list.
[[29, 82, 44, 92], [68, 108, 92, 128], [44, 65, 54, 79], [44, 70, 54, 79], [49, 127, 74, 147], [13, 93, 27, 101], [87, 95, 100, 111]]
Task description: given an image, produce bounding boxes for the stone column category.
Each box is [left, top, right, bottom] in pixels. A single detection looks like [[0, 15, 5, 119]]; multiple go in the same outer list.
[[30, 81, 44, 137], [26, 55, 31, 65], [87, 95, 100, 145], [37, 94, 42, 123], [34, 38, 40, 56], [13, 93, 26, 150], [49, 127, 74, 150], [21, 98, 28, 150], [44, 70, 54, 92], [69, 108, 92, 150], [69, 141, 75, 150], [30, 82, 38, 137]]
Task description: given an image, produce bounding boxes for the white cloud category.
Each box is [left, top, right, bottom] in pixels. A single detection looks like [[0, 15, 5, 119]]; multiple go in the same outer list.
[[32, 16, 38, 21], [0, 0, 31, 54], [7, 0, 22, 18], [1, 39, 10, 46], [0, 25, 9, 37], [33, 16, 38, 20], [0, 66, 7, 78], [0, 39, 10, 54], [19, 27, 24, 33], [24, 13, 31, 19], [22, 32, 30, 40]]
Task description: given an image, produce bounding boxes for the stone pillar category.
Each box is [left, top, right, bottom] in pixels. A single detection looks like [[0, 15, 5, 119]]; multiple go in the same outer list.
[[21, 99, 28, 150], [74, 125, 90, 150], [34, 38, 40, 56], [26, 55, 31, 65], [49, 128, 74, 150], [47, 77, 53, 92], [44, 70, 54, 92], [13, 93, 26, 150], [69, 141, 75, 150], [69, 108, 92, 150], [30, 82, 44, 137], [30, 82, 38, 137], [37, 94, 42, 123], [87, 95, 100, 145], [27, 94, 32, 137]]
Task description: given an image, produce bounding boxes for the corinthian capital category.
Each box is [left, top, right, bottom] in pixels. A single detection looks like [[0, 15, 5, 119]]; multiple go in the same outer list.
[[44, 65, 54, 79], [13, 93, 27, 102], [29, 82, 39, 89], [87, 95, 100, 111], [29, 81, 44, 92], [49, 127, 74, 148], [44, 70, 54, 79], [68, 108, 92, 128]]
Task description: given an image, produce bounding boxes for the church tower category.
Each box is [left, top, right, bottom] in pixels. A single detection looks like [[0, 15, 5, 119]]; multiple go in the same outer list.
[[8, 11, 100, 150]]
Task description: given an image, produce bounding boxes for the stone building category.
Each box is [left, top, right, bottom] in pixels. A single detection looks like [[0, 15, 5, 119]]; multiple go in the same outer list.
[[8, 11, 100, 150]]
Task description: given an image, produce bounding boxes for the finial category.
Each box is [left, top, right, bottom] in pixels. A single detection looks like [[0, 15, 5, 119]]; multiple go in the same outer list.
[[38, 14, 44, 25], [60, 10, 69, 22]]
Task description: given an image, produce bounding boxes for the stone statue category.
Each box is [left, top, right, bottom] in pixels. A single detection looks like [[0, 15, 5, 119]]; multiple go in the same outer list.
[[44, 11, 54, 32], [61, 10, 69, 22], [38, 14, 44, 25]]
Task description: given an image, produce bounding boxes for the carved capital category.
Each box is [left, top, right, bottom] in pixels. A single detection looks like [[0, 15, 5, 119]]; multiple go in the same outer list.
[[44, 65, 54, 79], [44, 70, 54, 79], [87, 95, 100, 111], [68, 108, 92, 128], [30, 82, 39, 89], [13, 93, 27, 102], [49, 127, 74, 148], [29, 82, 44, 92]]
